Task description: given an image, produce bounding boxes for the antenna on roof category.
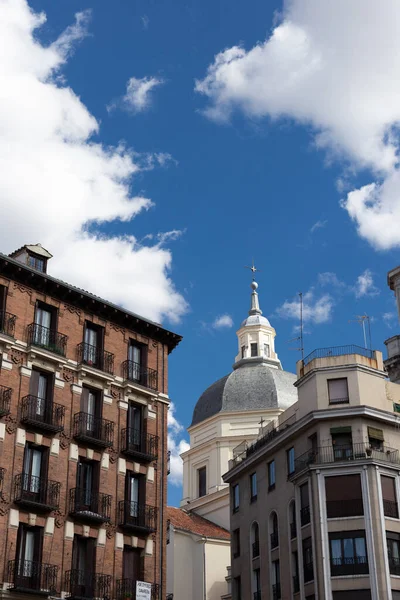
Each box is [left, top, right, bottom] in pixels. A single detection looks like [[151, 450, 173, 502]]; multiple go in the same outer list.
[[348, 314, 372, 349], [287, 292, 304, 360]]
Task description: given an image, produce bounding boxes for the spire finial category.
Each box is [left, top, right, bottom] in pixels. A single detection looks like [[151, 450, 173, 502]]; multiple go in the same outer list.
[[244, 260, 262, 316], [244, 259, 261, 281]]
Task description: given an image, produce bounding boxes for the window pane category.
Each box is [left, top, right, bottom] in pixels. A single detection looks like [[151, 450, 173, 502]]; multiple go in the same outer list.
[[331, 539, 341, 561], [381, 476, 397, 502], [355, 537, 366, 558], [328, 378, 349, 402], [343, 538, 354, 558], [251, 343, 258, 357]]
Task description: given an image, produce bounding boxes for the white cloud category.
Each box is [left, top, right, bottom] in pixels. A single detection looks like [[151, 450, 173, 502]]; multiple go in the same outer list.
[[196, 0, 400, 249], [212, 314, 234, 329], [354, 269, 380, 299], [276, 290, 333, 324], [0, 0, 186, 324], [168, 403, 190, 487], [383, 312, 396, 328], [113, 75, 164, 114], [141, 15, 149, 30], [318, 272, 345, 289], [310, 219, 327, 233]]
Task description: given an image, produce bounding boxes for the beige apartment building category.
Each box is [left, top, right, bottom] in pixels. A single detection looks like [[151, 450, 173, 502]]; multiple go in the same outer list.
[[225, 343, 400, 600]]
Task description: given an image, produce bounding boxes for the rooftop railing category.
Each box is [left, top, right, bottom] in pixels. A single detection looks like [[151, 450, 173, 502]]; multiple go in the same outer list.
[[303, 344, 374, 366]]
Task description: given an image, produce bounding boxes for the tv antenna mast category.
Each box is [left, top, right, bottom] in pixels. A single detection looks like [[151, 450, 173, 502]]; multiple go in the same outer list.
[[288, 292, 304, 360], [349, 314, 372, 349]]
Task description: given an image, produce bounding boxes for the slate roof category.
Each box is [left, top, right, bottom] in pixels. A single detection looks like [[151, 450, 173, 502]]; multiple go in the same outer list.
[[191, 361, 297, 427], [167, 507, 230, 540]]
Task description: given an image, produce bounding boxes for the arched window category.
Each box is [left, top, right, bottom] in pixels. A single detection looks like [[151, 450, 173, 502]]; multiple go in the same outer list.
[[251, 521, 260, 559], [270, 512, 279, 549], [289, 500, 296, 539]]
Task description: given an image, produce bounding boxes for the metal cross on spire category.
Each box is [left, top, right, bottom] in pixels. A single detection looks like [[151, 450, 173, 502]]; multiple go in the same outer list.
[[244, 259, 261, 281]]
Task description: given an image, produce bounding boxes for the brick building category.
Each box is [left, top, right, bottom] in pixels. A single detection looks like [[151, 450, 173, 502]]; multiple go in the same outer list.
[[0, 243, 181, 600]]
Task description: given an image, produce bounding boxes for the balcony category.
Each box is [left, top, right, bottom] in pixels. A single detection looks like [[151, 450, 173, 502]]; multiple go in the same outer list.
[[293, 575, 300, 593], [122, 360, 158, 391], [27, 323, 68, 357], [383, 499, 399, 518], [330, 556, 368, 576], [300, 506, 310, 526], [65, 570, 111, 600], [77, 342, 114, 375], [252, 540, 260, 558], [20, 395, 65, 433], [303, 562, 314, 582], [118, 501, 157, 534], [0, 310, 16, 337], [116, 579, 160, 600], [14, 474, 60, 511], [326, 498, 364, 518], [290, 521, 297, 539], [272, 583, 281, 600], [389, 556, 400, 576], [291, 442, 400, 478], [8, 560, 58, 594], [270, 532, 279, 549], [120, 428, 158, 462], [0, 385, 11, 416], [73, 412, 114, 448], [69, 488, 112, 523]]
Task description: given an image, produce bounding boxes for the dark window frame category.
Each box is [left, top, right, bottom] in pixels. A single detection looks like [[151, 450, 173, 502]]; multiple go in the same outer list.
[[250, 472, 257, 502], [198, 466, 207, 498], [329, 530, 368, 576], [327, 377, 349, 405], [232, 484, 240, 513], [268, 460, 276, 491], [232, 528, 240, 558], [250, 343, 258, 357], [287, 447, 295, 476]]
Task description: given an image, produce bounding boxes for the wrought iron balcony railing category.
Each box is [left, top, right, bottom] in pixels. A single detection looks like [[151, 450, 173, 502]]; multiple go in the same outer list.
[[27, 323, 68, 356], [303, 562, 314, 582], [120, 428, 158, 462], [8, 560, 58, 594], [272, 583, 281, 600], [14, 474, 60, 511], [69, 488, 112, 523], [389, 556, 400, 576], [326, 498, 364, 518], [20, 395, 65, 433], [252, 540, 260, 558], [270, 532, 279, 549], [65, 570, 111, 600], [0, 310, 16, 337], [116, 579, 160, 600], [77, 342, 114, 375], [118, 500, 158, 534], [290, 521, 297, 539], [330, 556, 368, 576], [291, 442, 400, 478], [122, 360, 158, 390], [73, 412, 114, 447], [300, 505, 310, 526], [0, 385, 12, 416], [383, 499, 399, 519]]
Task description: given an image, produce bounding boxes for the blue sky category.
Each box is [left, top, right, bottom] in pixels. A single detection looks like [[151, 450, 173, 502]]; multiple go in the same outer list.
[[2, 1, 400, 507]]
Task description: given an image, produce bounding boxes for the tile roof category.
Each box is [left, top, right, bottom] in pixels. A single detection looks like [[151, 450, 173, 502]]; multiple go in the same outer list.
[[167, 506, 230, 540]]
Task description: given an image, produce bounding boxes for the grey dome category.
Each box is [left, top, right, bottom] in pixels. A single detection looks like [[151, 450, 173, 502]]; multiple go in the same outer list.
[[240, 314, 271, 328], [191, 362, 297, 427]]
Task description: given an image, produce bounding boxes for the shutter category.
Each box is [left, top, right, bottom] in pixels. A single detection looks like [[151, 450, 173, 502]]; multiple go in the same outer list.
[[81, 387, 89, 413], [86, 538, 95, 573], [29, 369, 40, 396], [328, 378, 348, 401], [325, 474, 362, 501], [381, 476, 396, 501], [368, 426, 384, 441]]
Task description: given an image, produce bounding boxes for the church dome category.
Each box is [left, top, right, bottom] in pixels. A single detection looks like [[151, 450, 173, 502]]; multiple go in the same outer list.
[[240, 314, 271, 328], [191, 361, 297, 427]]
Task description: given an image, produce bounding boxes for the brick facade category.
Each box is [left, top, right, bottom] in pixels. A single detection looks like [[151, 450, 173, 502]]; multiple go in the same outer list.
[[0, 247, 181, 600]]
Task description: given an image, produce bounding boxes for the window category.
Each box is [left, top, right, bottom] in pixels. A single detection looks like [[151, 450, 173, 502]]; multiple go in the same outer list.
[[76, 459, 99, 511], [251, 343, 258, 357], [233, 576, 241, 600], [329, 531, 368, 576], [83, 322, 104, 367], [33, 302, 57, 347], [332, 592, 371, 600], [268, 460, 276, 490], [81, 387, 101, 434], [287, 447, 295, 475], [292, 552, 299, 593], [264, 343, 270, 357], [270, 512, 278, 549], [368, 426, 384, 450], [71, 535, 96, 596], [387, 532, 400, 575], [303, 537, 314, 582], [22, 443, 48, 500], [381, 476, 399, 518], [272, 561, 280, 599], [289, 501, 296, 539], [232, 484, 240, 512], [325, 474, 363, 518], [331, 427, 353, 460], [251, 522, 259, 558], [198, 466, 207, 498], [253, 569, 261, 598], [128, 341, 147, 382], [125, 472, 145, 521], [123, 546, 142, 581], [250, 472, 257, 501], [241, 346, 245, 359], [233, 528, 240, 558], [126, 402, 144, 449], [29, 369, 54, 419], [300, 483, 310, 526], [15, 524, 44, 589], [28, 254, 45, 272], [328, 378, 349, 404]]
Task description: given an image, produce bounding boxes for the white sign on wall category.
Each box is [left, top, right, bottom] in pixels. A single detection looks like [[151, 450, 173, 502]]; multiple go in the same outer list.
[[136, 581, 152, 600]]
